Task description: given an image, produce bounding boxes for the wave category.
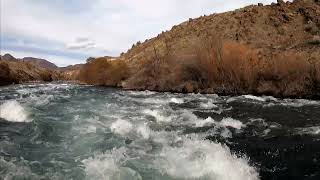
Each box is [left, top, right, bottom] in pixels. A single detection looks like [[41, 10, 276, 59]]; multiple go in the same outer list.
[[0, 100, 31, 122], [143, 109, 173, 122], [199, 99, 218, 109], [81, 133, 259, 180], [220, 117, 246, 130], [155, 137, 259, 180], [295, 126, 320, 135], [170, 98, 184, 104], [136, 123, 152, 139], [82, 148, 142, 180], [110, 120, 133, 136]]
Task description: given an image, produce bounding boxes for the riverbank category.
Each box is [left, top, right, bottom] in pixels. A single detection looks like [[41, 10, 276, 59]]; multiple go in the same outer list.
[[76, 0, 320, 99]]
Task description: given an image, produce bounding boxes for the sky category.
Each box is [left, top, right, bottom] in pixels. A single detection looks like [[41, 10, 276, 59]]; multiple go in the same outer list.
[[1, 0, 281, 67]]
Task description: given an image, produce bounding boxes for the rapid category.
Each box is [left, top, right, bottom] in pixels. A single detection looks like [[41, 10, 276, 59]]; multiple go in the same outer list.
[[0, 83, 319, 180]]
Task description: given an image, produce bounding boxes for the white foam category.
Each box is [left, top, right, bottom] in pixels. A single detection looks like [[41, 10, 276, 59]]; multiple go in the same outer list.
[[82, 148, 142, 180], [156, 137, 259, 180], [136, 124, 151, 139], [243, 95, 266, 102], [127, 90, 157, 96], [195, 117, 216, 127], [170, 98, 184, 104], [0, 100, 30, 122], [110, 120, 133, 136], [295, 126, 320, 135], [220, 118, 245, 130], [200, 100, 218, 109], [29, 94, 54, 106], [281, 99, 320, 107], [143, 109, 172, 122]]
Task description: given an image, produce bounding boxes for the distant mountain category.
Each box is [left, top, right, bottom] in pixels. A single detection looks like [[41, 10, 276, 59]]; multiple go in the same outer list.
[[1, 53, 58, 70], [22, 57, 58, 70], [1, 54, 18, 62]]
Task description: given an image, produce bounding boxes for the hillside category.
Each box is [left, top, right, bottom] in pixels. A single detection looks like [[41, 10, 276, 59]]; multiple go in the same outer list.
[[0, 53, 87, 84], [0, 54, 57, 86], [122, 0, 319, 62], [78, 0, 320, 98]]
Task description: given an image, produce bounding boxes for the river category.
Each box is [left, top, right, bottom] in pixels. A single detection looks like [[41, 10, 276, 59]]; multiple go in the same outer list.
[[0, 83, 319, 180]]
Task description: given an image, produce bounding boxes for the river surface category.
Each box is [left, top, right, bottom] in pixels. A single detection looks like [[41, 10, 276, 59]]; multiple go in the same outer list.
[[0, 83, 319, 180]]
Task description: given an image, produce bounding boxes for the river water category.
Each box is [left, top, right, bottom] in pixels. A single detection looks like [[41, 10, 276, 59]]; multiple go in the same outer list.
[[0, 83, 319, 180]]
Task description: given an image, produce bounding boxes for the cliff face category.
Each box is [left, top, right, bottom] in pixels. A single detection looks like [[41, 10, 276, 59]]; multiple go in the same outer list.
[[78, 0, 320, 98]]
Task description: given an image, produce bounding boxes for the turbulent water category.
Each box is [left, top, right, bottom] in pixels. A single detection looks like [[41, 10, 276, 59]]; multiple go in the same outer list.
[[0, 83, 319, 180]]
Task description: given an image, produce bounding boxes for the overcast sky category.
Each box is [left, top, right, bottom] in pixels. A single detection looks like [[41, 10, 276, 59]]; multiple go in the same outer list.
[[1, 0, 282, 66]]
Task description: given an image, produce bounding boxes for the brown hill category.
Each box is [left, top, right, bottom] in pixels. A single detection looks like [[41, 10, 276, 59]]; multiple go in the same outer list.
[[22, 57, 58, 70], [1, 54, 18, 62]]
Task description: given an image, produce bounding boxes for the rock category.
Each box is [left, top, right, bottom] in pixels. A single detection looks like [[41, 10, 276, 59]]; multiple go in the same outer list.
[[258, 3, 263, 6], [305, 24, 320, 35], [282, 14, 290, 21], [308, 35, 320, 45], [277, 0, 285, 5]]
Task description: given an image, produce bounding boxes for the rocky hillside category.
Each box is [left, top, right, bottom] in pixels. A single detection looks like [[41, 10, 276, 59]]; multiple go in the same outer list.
[[122, 0, 319, 63], [78, 0, 320, 98]]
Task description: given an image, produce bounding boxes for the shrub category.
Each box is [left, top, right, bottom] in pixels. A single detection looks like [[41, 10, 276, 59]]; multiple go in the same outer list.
[[192, 35, 259, 92], [258, 52, 314, 96], [39, 70, 53, 82], [79, 58, 129, 86], [0, 62, 13, 85], [219, 41, 259, 91]]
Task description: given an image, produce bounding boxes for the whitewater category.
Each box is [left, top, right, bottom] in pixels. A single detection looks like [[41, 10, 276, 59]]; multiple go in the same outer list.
[[0, 83, 319, 180]]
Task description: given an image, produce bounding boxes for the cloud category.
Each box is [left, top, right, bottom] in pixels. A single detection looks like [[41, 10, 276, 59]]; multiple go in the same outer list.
[[1, 0, 287, 66], [66, 38, 97, 50]]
